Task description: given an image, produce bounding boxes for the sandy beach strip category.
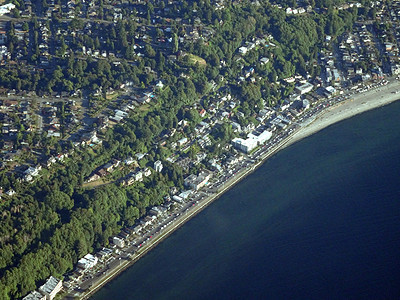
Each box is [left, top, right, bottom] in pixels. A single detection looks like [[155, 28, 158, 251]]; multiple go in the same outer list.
[[287, 79, 400, 147], [77, 79, 400, 300]]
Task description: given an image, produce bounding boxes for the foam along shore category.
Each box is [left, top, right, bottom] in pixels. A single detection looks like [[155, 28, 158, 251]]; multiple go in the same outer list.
[[78, 79, 400, 300]]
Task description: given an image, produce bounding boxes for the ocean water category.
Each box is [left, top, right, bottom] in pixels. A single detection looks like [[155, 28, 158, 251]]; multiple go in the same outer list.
[[92, 101, 400, 300]]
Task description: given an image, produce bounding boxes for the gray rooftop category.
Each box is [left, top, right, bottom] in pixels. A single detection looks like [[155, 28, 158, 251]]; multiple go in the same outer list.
[[39, 276, 61, 294], [22, 290, 45, 300]]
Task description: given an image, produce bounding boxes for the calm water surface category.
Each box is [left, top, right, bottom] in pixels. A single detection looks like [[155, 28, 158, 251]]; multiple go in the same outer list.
[[93, 101, 400, 300]]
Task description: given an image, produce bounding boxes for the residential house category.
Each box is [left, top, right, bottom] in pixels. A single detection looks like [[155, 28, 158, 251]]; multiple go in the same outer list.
[[124, 157, 135, 165], [77, 254, 98, 272], [238, 46, 248, 55], [0, 3, 16, 15], [177, 137, 188, 147], [86, 173, 100, 182], [96, 169, 107, 178], [135, 153, 146, 160], [103, 163, 114, 172], [122, 174, 136, 186], [199, 108, 206, 117], [6, 189, 15, 196], [154, 160, 163, 172], [45, 156, 56, 168], [24, 165, 42, 177], [143, 168, 151, 177], [136, 95, 151, 104], [140, 215, 156, 227], [132, 170, 143, 182]]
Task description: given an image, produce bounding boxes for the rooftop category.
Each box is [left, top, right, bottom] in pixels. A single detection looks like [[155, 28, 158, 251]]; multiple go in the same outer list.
[[39, 276, 61, 295], [22, 291, 45, 300]]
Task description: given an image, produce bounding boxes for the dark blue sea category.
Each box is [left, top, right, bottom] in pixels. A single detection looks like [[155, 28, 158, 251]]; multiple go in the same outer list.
[[92, 101, 400, 300]]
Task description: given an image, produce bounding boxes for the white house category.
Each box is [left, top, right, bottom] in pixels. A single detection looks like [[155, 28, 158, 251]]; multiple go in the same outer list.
[[77, 254, 98, 271], [154, 160, 163, 172], [143, 168, 152, 177], [6, 189, 16, 196], [25, 166, 41, 177], [0, 3, 16, 16], [177, 137, 188, 147], [238, 46, 248, 55]]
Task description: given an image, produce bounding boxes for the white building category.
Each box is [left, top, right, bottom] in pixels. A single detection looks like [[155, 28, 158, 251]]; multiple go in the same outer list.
[[113, 236, 125, 248], [135, 153, 146, 160], [238, 46, 248, 55], [25, 166, 42, 177], [260, 57, 270, 65], [0, 3, 15, 16], [77, 253, 98, 271], [177, 137, 188, 146], [143, 167, 152, 177], [325, 86, 336, 95], [232, 130, 272, 153], [6, 189, 16, 196], [124, 157, 135, 165], [23, 291, 46, 300], [179, 190, 192, 199], [332, 69, 341, 84], [232, 137, 257, 153], [172, 195, 184, 203], [133, 170, 143, 182], [38, 276, 62, 300], [248, 130, 272, 145], [302, 99, 310, 109], [24, 174, 33, 182], [154, 160, 163, 172]]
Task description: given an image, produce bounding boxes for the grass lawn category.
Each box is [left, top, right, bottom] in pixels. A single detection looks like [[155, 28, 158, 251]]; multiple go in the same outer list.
[[82, 179, 113, 189], [135, 103, 151, 116], [106, 91, 120, 100], [188, 54, 207, 66]]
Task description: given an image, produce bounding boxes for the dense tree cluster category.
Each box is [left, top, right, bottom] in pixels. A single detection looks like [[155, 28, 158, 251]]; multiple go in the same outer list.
[[0, 147, 183, 298]]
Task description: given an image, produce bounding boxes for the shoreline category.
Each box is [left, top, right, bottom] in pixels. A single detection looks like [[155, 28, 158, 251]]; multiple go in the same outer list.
[[77, 79, 400, 300], [286, 80, 400, 147]]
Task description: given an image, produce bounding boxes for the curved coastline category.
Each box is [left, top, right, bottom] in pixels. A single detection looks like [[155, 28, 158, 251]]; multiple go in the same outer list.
[[77, 79, 400, 300], [286, 81, 400, 147]]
